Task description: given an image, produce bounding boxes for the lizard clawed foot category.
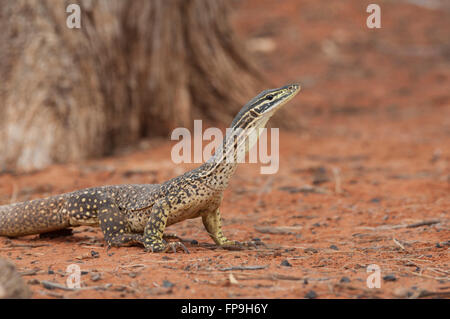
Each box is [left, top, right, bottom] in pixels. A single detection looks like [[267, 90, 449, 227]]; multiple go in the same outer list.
[[164, 241, 190, 254]]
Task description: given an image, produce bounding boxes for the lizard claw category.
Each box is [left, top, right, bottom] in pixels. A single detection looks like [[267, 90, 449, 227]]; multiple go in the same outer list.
[[164, 241, 190, 254]]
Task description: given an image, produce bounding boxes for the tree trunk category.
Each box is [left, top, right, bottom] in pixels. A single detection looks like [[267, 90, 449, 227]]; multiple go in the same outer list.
[[0, 0, 259, 172]]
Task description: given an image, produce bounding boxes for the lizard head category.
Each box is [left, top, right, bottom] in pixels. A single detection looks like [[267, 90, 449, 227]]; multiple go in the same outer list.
[[230, 83, 301, 130]]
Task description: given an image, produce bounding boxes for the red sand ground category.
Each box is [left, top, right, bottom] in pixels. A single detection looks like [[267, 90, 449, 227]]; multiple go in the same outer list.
[[0, 0, 449, 298]]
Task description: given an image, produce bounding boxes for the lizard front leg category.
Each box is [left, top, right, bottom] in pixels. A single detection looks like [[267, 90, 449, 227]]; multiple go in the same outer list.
[[202, 208, 235, 246], [143, 198, 189, 253], [202, 208, 264, 249]]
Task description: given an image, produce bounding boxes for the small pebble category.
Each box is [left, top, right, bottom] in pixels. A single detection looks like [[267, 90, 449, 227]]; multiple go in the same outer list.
[[304, 248, 318, 254], [162, 280, 174, 288], [280, 259, 292, 267], [90, 250, 100, 258], [340, 276, 351, 283], [113, 285, 127, 292], [27, 279, 40, 285], [305, 290, 317, 299], [329, 245, 339, 250], [91, 273, 101, 282], [383, 274, 397, 282]]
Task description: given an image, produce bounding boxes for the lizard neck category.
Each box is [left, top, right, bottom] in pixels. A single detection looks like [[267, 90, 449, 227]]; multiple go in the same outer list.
[[196, 139, 239, 191], [196, 116, 268, 190]]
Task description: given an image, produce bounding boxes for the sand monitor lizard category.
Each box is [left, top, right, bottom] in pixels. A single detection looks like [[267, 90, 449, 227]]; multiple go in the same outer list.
[[0, 84, 301, 253]]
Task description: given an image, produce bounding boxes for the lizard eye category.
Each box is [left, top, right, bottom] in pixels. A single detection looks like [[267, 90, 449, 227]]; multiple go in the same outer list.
[[266, 95, 274, 101]]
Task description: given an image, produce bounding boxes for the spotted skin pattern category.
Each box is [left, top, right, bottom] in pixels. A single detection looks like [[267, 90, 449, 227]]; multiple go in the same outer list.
[[0, 84, 300, 253], [0, 175, 233, 252]]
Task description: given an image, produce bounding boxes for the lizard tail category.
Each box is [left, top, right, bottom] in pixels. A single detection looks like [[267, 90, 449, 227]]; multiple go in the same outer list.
[[0, 196, 70, 237]]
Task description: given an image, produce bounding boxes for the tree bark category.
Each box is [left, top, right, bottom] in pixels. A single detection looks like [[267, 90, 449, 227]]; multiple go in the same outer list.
[[0, 0, 259, 171]]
